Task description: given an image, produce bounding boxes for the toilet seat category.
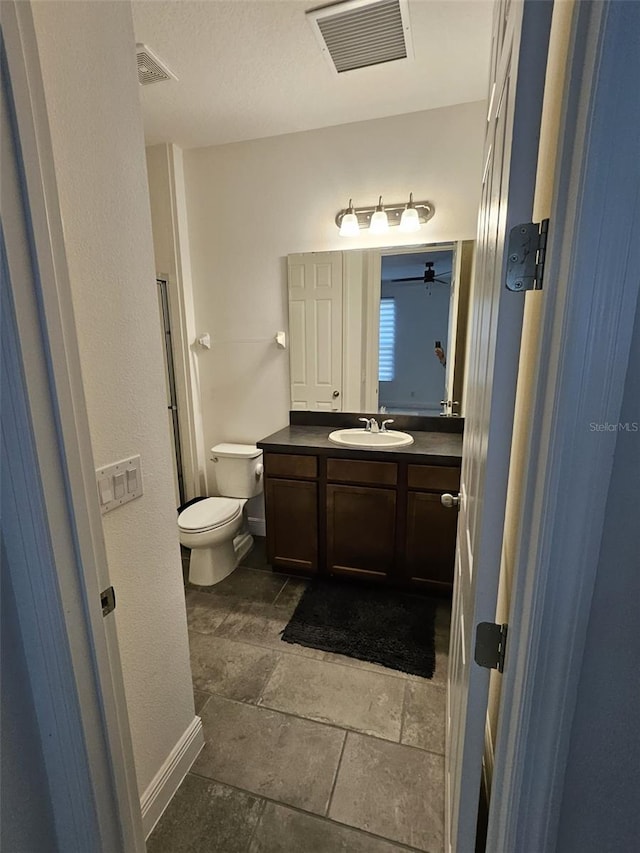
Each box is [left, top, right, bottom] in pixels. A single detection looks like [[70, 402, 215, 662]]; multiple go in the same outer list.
[[178, 497, 242, 534]]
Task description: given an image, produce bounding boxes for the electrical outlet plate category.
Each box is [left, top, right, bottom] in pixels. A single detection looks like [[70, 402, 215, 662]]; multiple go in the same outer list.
[[96, 454, 143, 514]]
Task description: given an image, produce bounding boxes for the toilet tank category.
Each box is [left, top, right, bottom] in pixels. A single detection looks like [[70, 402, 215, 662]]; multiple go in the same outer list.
[[211, 444, 263, 498]]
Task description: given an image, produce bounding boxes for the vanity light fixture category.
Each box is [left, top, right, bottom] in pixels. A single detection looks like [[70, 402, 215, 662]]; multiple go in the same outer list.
[[399, 193, 421, 232], [369, 196, 389, 234], [338, 199, 360, 237], [335, 195, 435, 235]]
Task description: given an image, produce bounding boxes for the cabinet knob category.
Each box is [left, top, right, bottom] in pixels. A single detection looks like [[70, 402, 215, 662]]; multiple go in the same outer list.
[[332, 390, 340, 398], [441, 493, 460, 509]]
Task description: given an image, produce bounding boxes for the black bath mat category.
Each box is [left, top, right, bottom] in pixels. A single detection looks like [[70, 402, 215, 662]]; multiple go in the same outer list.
[[280, 580, 438, 678]]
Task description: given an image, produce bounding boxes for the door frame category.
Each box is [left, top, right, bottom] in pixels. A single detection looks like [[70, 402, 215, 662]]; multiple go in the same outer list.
[[488, 1, 640, 849], [151, 146, 206, 502], [446, 1, 554, 848], [2, 3, 145, 850]]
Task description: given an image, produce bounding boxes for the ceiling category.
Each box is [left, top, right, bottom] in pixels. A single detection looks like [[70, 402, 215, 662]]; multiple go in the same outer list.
[[132, 0, 493, 150], [381, 248, 453, 282]]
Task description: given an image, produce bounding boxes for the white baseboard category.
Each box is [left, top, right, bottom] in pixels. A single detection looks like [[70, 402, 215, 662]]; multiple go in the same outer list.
[[248, 516, 266, 537], [140, 715, 204, 838]]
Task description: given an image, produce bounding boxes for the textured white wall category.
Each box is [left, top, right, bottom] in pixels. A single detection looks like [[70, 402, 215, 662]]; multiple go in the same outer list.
[[31, 1, 195, 796], [182, 101, 485, 488]]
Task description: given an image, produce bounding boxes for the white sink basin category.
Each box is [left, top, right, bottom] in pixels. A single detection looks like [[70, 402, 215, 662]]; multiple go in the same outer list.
[[328, 428, 414, 449]]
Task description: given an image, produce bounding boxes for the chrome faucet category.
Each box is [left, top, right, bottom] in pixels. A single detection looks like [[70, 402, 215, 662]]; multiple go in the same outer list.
[[358, 417, 383, 432], [381, 419, 394, 433]]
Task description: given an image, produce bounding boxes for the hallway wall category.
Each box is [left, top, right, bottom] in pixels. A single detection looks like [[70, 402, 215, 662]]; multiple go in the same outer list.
[[555, 291, 640, 851], [1, 557, 57, 852], [30, 0, 196, 799]]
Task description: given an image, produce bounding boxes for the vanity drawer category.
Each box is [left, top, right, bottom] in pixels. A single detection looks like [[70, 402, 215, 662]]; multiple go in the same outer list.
[[264, 453, 317, 480], [327, 458, 397, 487], [408, 464, 460, 492]]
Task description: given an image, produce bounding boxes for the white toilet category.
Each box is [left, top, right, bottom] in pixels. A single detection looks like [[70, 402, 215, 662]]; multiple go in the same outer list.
[[178, 443, 264, 586]]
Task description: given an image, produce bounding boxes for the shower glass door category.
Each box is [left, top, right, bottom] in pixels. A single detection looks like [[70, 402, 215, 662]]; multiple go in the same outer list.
[[157, 277, 185, 507]]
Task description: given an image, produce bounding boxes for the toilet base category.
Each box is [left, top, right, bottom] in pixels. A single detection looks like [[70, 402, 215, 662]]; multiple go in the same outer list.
[[187, 531, 254, 587], [188, 537, 237, 586], [234, 531, 253, 565]]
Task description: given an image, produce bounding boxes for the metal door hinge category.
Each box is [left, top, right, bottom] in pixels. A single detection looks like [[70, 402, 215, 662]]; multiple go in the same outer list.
[[506, 219, 549, 291], [474, 622, 508, 672], [101, 586, 116, 617]]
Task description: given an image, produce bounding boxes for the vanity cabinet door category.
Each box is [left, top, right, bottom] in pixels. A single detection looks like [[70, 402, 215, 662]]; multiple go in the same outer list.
[[326, 484, 396, 581], [265, 478, 318, 573], [405, 491, 457, 593]]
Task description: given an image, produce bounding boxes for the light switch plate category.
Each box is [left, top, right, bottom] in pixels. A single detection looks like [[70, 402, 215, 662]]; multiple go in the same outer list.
[[96, 455, 143, 514]]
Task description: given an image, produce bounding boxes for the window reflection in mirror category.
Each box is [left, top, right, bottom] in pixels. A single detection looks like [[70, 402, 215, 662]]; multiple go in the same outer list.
[[287, 241, 472, 417]]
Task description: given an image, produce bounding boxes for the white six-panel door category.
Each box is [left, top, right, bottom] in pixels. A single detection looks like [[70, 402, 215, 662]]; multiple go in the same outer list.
[[288, 252, 343, 411], [446, 1, 552, 850]]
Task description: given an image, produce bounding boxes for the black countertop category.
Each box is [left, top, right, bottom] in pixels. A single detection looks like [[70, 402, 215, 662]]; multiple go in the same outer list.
[[257, 425, 463, 466]]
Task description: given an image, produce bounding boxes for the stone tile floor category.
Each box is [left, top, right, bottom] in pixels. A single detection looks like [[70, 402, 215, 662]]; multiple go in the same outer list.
[[150, 539, 451, 853]]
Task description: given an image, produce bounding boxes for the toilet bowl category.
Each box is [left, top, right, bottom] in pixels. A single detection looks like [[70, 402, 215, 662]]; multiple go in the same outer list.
[[178, 444, 263, 586], [178, 497, 248, 585]]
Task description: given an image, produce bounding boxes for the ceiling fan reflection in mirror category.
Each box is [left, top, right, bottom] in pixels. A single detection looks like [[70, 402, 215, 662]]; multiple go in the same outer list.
[[391, 260, 452, 286]]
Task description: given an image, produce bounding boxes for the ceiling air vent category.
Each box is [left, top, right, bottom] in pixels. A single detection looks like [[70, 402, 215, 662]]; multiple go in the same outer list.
[[136, 44, 177, 86], [307, 0, 413, 74]]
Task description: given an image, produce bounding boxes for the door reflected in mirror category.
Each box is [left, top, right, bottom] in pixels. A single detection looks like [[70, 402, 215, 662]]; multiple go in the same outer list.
[[287, 241, 472, 417]]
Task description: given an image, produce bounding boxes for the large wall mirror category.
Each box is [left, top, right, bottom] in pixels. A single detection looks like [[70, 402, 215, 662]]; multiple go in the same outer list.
[[287, 241, 473, 417]]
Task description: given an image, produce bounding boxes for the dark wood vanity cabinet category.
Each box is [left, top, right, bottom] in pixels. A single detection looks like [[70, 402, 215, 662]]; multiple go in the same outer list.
[[403, 463, 461, 591], [326, 484, 397, 581], [325, 457, 398, 581], [405, 492, 458, 590], [264, 454, 318, 574], [263, 451, 460, 594]]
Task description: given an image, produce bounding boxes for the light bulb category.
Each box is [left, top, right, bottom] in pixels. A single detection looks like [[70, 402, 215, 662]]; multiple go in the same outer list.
[[369, 196, 389, 234], [399, 208, 420, 232], [399, 193, 421, 232], [339, 200, 360, 237]]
